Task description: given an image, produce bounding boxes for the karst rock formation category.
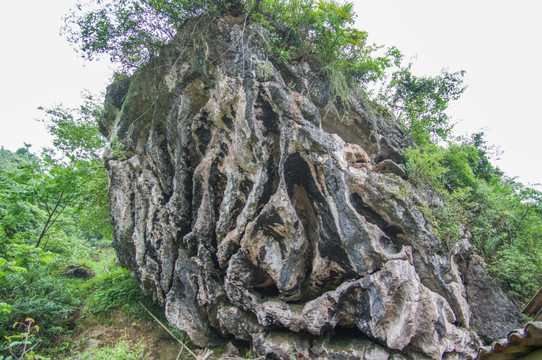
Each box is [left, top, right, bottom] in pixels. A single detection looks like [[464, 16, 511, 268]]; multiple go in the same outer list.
[[100, 13, 523, 360]]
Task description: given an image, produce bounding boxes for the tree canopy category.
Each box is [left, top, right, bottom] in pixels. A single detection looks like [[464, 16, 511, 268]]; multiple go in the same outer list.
[[64, 0, 399, 79], [0, 95, 114, 353]]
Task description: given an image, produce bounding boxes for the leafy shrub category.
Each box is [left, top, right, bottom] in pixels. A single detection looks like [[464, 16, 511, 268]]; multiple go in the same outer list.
[[1, 318, 48, 360], [65, 0, 401, 86], [83, 267, 147, 318], [0, 245, 83, 340], [405, 134, 542, 302], [383, 67, 466, 144], [63, 0, 229, 70]]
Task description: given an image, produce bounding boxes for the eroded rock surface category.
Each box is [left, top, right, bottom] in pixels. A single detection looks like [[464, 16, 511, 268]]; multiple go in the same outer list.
[[101, 14, 522, 359]]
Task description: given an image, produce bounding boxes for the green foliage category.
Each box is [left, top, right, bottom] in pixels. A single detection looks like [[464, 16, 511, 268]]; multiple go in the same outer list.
[[0, 147, 43, 244], [256, 0, 400, 81], [2, 318, 42, 360], [0, 95, 115, 357], [65, 0, 467, 148], [0, 241, 164, 358], [1, 94, 110, 253], [41, 93, 104, 163], [380, 66, 466, 144], [83, 267, 147, 318], [249, 1, 402, 115], [0, 244, 82, 338], [38, 94, 111, 240], [66, 340, 144, 360], [62, 0, 466, 144], [66, 0, 401, 87], [405, 133, 542, 301], [63, 0, 228, 70]]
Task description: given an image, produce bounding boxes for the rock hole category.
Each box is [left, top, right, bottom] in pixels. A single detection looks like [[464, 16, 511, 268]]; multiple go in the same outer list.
[[230, 339, 251, 357], [173, 161, 194, 238], [255, 92, 279, 136], [194, 111, 212, 155], [144, 233, 159, 264], [256, 152, 280, 213], [221, 114, 233, 130], [209, 160, 227, 218], [254, 283, 280, 298], [227, 199, 245, 232], [332, 325, 371, 340], [195, 125, 212, 155], [245, 259, 280, 298]]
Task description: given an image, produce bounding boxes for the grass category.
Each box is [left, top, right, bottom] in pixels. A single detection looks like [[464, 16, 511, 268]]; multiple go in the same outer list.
[[66, 339, 145, 360], [0, 240, 191, 360]]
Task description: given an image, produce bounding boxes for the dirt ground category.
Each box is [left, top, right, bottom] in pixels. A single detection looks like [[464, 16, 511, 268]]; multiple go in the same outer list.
[[55, 309, 193, 360]]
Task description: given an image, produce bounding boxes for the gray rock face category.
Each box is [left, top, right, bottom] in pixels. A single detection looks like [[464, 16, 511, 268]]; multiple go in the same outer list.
[[101, 14, 522, 359]]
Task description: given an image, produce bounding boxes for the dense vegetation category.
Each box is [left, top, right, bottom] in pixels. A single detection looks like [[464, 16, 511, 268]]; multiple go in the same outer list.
[[0, 101, 181, 359], [1, 0, 541, 358]]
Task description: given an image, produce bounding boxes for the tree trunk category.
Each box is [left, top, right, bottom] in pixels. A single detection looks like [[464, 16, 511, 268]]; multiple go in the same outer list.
[[36, 191, 64, 248]]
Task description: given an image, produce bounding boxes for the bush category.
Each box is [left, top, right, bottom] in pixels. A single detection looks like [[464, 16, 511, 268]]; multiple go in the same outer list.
[[0, 245, 83, 340], [405, 134, 542, 303]]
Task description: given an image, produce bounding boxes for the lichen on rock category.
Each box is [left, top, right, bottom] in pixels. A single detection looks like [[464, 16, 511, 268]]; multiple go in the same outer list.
[[100, 14, 522, 360]]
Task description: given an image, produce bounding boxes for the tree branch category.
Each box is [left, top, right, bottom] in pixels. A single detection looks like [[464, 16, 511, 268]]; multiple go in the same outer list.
[[36, 190, 65, 248]]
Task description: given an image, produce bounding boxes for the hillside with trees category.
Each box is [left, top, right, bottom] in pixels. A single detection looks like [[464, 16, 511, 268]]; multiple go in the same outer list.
[[1, 1, 541, 359]]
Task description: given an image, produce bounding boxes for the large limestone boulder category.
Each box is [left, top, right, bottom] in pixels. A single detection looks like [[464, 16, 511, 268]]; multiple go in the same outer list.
[[100, 14, 523, 359]]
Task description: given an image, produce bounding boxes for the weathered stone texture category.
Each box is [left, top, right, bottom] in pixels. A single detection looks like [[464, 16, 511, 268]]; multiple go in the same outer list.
[[101, 14, 523, 359]]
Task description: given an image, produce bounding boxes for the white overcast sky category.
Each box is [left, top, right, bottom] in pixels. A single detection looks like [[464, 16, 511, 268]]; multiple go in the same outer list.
[[354, 0, 542, 189], [0, 0, 540, 189]]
